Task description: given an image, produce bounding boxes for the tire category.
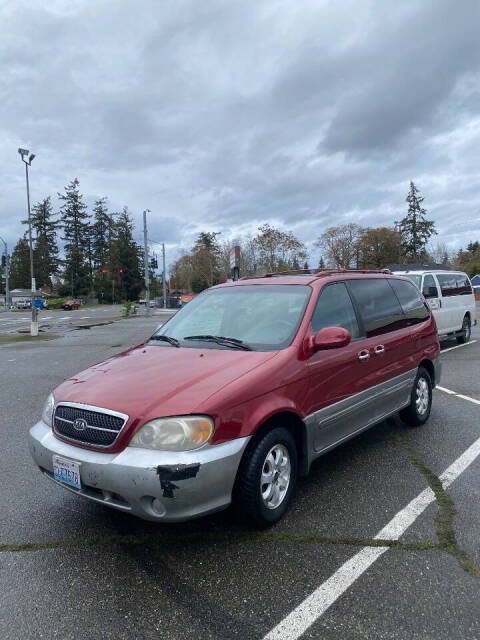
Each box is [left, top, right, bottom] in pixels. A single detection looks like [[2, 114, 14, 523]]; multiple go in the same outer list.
[[399, 367, 432, 426], [456, 315, 471, 344], [234, 426, 297, 527]]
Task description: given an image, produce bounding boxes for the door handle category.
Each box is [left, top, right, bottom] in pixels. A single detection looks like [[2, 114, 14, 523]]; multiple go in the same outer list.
[[358, 349, 370, 361], [374, 345, 385, 355]]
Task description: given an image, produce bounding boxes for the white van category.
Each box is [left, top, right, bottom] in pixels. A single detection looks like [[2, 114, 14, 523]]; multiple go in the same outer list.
[[393, 270, 476, 342]]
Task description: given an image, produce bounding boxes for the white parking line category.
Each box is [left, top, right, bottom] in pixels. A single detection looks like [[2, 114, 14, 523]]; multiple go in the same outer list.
[[437, 386, 480, 406], [79, 316, 91, 319], [263, 392, 480, 640], [441, 339, 477, 353]]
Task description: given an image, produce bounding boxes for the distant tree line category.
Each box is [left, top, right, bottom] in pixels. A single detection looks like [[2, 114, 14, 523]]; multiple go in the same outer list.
[[3, 180, 478, 299], [5, 179, 145, 301], [170, 182, 450, 292]]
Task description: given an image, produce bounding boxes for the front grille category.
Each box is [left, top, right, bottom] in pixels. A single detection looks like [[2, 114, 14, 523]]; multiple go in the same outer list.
[[53, 404, 128, 447]]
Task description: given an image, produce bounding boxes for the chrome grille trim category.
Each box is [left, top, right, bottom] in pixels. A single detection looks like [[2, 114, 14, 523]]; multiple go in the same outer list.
[[53, 402, 129, 448], [54, 415, 120, 433]]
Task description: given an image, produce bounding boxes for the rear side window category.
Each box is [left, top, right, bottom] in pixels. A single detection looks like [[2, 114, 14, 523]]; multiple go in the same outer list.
[[436, 273, 463, 297], [455, 274, 473, 296], [422, 274, 439, 299], [347, 279, 404, 337], [311, 282, 361, 338], [389, 279, 430, 324]]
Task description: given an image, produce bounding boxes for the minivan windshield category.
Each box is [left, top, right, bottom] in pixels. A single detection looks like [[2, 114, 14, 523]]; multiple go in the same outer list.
[[153, 284, 311, 350]]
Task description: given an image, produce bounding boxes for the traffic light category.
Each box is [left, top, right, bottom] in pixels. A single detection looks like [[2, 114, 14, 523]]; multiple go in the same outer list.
[[119, 268, 124, 275], [150, 257, 158, 269], [1, 255, 5, 268], [100, 268, 107, 275]]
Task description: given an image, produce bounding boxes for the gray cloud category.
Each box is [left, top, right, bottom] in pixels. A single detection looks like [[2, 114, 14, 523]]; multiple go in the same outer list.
[[1, 0, 479, 269]]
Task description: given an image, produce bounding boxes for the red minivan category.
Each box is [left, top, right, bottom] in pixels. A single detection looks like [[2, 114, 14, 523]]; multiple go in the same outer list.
[[29, 270, 441, 526]]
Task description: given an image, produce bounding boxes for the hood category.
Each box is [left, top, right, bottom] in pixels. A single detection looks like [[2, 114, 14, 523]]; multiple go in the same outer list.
[[54, 343, 278, 427]]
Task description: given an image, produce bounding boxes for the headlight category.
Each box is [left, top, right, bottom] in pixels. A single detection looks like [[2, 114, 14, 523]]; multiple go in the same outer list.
[[42, 393, 55, 426], [130, 416, 214, 451]]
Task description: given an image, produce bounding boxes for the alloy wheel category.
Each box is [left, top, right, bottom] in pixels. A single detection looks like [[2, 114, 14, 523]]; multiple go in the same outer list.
[[260, 444, 291, 510], [415, 377, 430, 416]]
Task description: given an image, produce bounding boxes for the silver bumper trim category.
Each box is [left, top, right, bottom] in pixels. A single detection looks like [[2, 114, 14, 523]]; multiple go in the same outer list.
[[29, 421, 250, 522]]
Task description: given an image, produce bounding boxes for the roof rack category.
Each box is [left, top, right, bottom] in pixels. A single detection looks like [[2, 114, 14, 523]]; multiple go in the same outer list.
[[239, 268, 392, 281], [315, 268, 392, 277]]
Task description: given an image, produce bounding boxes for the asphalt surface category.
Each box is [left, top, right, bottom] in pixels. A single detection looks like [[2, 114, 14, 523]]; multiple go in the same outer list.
[[1, 317, 479, 639], [0, 304, 173, 334]]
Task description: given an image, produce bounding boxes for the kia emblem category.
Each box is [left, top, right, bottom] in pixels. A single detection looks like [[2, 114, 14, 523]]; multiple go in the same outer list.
[[73, 418, 88, 432]]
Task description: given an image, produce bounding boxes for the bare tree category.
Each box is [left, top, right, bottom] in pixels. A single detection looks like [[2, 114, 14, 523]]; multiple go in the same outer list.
[[315, 224, 362, 268]]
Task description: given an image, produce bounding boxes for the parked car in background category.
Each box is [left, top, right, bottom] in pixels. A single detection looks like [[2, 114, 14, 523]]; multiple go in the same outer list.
[[392, 269, 476, 343], [62, 300, 80, 310], [15, 299, 31, 309], [29, 270, 440, 526]]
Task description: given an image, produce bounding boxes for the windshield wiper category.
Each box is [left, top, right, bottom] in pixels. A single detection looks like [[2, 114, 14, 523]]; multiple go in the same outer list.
[[150, 334, 180, 347], [183, 335, 252, 350]]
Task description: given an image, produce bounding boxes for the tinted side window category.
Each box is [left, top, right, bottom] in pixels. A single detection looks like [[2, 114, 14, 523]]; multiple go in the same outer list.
[[422, 274, 438, 299], [436, 273, 458, 296], [389, 278, 430, 324], [311, 282, 360, 338], [455, 274, 473, 296], [348, 279, 404, 337]]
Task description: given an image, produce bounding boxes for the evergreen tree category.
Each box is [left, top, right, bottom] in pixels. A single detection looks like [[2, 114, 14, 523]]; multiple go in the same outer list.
[[58, 179, 91, 296], [91, 197, 114, 270], [396, 182, 437, 260], [30, 197, 59, 287], [318, 256, 325, 269], [467, 241, 479, 254], [192, 232, 223, 287], [9, 236, 31, 289], [106, 207, 143, 301]]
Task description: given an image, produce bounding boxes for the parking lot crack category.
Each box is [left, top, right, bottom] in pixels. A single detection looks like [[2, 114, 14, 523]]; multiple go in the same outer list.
[[0, 530, 439, 555], [393, 431, 480, 581]]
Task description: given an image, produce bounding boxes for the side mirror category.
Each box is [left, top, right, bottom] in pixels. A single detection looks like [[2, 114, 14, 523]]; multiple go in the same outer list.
[[311, 327, 351, 352], [423, 286, 438, 299]]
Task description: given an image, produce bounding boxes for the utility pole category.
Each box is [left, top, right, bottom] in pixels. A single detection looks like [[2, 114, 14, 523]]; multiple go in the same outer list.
[[0, 236, 10, 309], [18, 148, 38, 336], [162, 243, 167, 309], [143, 209, 150, 315]]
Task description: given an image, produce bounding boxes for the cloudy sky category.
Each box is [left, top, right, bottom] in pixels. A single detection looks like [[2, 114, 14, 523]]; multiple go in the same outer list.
[[1, 0, 479, 267]]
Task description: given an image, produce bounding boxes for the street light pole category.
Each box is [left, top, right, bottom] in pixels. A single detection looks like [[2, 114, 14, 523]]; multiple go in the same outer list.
[[143, 209, 151, 315], [162, 243, 167, 309], [18, 148, 38, 336], [0, 236, 10, 309]]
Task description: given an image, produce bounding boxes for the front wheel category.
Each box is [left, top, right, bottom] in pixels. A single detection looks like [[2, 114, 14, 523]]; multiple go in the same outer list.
[[234, 426, 297, 527], [456, 315, 471, 344], [399, 367, 432, 426]]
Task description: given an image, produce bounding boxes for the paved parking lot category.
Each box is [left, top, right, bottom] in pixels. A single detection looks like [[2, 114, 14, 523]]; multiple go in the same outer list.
[[0, 305, 174, 334], [0, 318, 479, 639]]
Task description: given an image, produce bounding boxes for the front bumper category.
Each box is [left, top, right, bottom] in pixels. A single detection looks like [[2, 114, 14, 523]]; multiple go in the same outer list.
[[28, 421, 250, 522]]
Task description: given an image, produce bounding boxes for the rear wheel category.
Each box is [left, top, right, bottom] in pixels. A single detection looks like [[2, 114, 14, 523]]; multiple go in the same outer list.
[[399, 366, 432, 426], [456, 315, 471, 344], [234, 426, 297, 527]]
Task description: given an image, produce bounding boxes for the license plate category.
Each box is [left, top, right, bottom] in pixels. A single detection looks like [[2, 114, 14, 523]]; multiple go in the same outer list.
[[53, 455, 81, 490]]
